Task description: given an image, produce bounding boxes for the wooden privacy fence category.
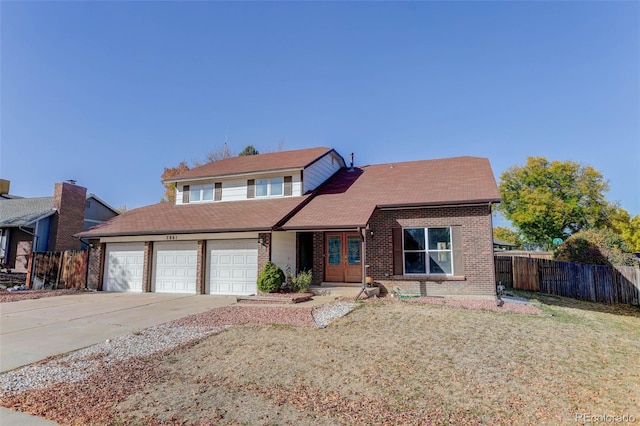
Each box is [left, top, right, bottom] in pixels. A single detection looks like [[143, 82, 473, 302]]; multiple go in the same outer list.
[[495, 256, 640, 305], [29, 250, 88, 290]]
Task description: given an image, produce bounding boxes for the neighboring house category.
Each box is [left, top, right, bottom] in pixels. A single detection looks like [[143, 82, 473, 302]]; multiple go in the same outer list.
[[494, 239, 519, 251], [77, 147, 501, 298], [0, 181, 119, 272]]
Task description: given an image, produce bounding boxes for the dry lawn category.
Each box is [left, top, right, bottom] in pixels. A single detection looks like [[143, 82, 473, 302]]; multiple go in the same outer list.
[[5, 294, 640, 425]]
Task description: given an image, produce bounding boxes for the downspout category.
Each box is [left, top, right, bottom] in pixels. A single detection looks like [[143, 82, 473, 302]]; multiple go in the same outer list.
[[355, 226, 367, 300], [489, 202, 502, 306]]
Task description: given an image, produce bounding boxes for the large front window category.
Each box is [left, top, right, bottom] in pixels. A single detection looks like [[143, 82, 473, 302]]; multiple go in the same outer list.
[[403, 227, 452, 275]]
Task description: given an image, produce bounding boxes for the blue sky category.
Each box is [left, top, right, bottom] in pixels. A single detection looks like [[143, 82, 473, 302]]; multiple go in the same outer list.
[[1, 2, 638, 224]]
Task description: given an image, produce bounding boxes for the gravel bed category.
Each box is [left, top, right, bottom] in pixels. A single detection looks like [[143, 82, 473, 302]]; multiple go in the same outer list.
[[0, 324, 227, 394], [312, 300, 357, 328]]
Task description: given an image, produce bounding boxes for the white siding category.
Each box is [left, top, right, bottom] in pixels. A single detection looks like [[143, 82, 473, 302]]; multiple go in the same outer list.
[[271, 232, 297, 277], [175, 173, 303, 204], [303, 153, 344, 193], [222, 179, 249, 201]]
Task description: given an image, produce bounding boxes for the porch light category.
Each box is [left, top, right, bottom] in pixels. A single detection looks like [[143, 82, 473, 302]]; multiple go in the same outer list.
[[258, 237, 265, 247]]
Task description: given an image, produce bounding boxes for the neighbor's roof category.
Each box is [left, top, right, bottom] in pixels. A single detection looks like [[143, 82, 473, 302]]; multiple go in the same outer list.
[[86, 193, 119, 215], [0, 197, 56, 228], [282, 156, 501, 230], [76, 196, 311, 238], [165, 147, 337, 182]]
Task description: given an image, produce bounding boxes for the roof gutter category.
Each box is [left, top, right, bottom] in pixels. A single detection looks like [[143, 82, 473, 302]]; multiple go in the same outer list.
[[377, 199, 501, 210], [164, 167, 304, 184], [76, 226, 275, 239]]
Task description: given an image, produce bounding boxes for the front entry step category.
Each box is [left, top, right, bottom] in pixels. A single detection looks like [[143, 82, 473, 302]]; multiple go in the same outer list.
[[308, 285, 362, 298]]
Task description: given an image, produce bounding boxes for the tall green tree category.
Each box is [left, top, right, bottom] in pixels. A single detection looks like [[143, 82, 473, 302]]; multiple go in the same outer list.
[[238, 145, 259, 156], [498, 157, 610, 245], [608, 207, 640, 252]]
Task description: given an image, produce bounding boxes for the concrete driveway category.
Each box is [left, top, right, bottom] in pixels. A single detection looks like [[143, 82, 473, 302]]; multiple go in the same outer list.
[[1, 292, 236, 372], [1, 292, 237, 425]]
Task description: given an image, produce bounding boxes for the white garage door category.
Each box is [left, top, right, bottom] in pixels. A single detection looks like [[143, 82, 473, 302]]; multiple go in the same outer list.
[[104, 243, 145, 292], [208, 240, 258, 295], [153, 241, 198, 293]]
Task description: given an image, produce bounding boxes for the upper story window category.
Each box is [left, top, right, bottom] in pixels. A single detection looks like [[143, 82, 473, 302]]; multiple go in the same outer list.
[[255, 177, 284, 197], [182, 183, 218, 203], [403, 227, 452, 275]]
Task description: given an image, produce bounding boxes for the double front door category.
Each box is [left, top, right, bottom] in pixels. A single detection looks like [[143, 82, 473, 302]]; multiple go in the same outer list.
[[325, 232, 362, 283]]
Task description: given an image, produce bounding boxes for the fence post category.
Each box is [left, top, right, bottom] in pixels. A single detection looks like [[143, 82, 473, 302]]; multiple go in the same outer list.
[[25, 252, 35, 288]]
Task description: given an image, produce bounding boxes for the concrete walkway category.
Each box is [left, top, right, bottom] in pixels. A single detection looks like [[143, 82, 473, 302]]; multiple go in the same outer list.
[[0, 292, 237, 425]]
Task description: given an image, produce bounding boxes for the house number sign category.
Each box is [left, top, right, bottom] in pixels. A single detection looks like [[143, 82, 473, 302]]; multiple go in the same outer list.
[[165, 235, 178, 240]]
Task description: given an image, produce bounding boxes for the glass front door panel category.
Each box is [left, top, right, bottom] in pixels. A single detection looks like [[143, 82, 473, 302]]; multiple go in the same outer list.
[[328, 236, 342, 265], [347, 236, 361, 265]]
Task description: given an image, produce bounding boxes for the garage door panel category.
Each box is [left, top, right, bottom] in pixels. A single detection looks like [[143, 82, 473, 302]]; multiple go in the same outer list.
[[208, 240, 258, 295], [153, 242, 197, 294], [104, 243, 145, 292]]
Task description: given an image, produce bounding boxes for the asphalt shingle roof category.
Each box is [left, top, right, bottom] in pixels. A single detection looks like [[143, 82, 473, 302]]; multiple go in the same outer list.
[[282, 156, 501, 230], [77, 154, 501, 238], [166, 147, 336, 182], [0, 197, 55, 228], [76, 196, 311, 238]]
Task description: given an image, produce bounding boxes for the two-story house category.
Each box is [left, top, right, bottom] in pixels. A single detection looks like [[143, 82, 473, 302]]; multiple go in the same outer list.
[[77, 147, 502, 298]]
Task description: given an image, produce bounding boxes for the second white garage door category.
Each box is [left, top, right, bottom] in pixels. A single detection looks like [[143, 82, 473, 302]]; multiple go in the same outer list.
[[208, 240, 258, 295], [153, 241, 198, 293]]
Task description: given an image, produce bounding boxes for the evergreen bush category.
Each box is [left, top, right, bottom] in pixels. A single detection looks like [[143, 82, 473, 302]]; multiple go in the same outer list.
[[257, 261, 285, 293]]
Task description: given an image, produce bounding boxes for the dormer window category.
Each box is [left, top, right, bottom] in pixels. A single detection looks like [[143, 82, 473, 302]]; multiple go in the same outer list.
[[256, 177, 284, 197]]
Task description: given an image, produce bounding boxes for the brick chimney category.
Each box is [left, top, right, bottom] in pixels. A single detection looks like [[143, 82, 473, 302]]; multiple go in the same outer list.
[[48, 181, 87, 251]]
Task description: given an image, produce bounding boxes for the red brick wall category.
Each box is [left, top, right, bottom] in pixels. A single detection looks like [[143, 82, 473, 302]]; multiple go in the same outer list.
[[365, 205, 496, 298], [49, 182, 87, 252], [312, 232, 324, 285], [143, 242, 153, 292], [257, 233, 271, 276], [86, 240, 103, 290], [196, 240, 206, 294]]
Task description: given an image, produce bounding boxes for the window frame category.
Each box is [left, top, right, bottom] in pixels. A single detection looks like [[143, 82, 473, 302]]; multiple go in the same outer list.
[[254, 177, 285, 198], [402, 227, 453, 276], [183, 183, 216, 204]]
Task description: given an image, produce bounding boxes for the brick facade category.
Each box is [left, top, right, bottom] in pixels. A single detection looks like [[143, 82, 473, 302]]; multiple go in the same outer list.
[[306, 205, 496, 297], [87, 240, 104, 290], [365, 205, 496, 298], [311, 232, 324, 285], [143, 242, 153, 292], [49, 182, 87, 252], [257, 233, 271, 277], [196, 240, 206, 294]]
